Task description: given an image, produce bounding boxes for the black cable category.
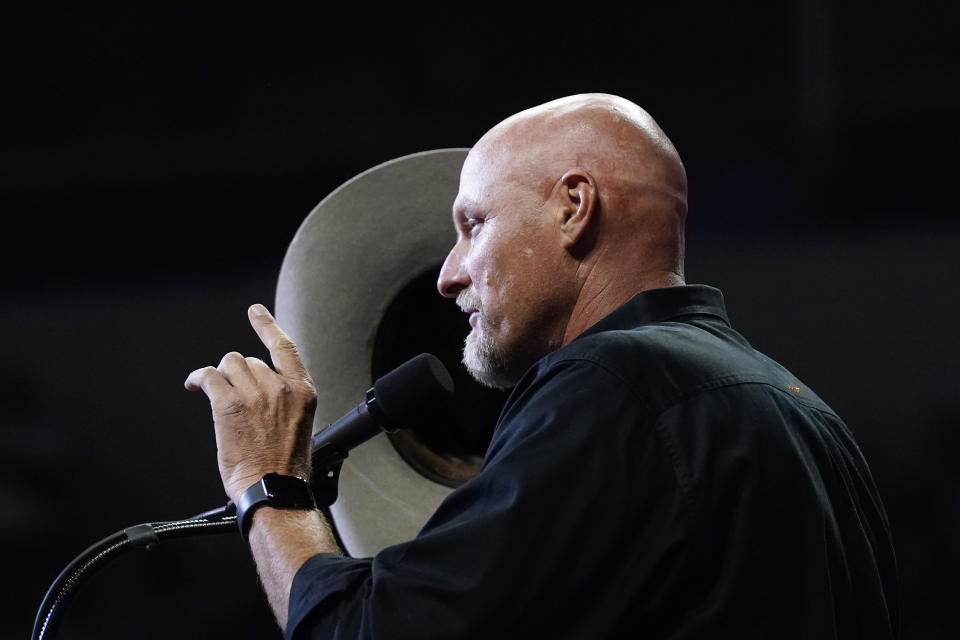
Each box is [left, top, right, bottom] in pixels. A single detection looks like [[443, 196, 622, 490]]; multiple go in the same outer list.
[[31, 530, 127, 640], [31, 515, 237, 640], [155, 516, 237, 538]]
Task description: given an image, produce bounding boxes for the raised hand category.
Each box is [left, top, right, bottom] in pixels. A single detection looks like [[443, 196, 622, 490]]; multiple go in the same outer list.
[[185, 304, 317, 502]]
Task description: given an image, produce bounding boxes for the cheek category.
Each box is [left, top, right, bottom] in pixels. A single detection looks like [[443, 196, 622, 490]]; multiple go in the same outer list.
[[464, 223, 541, 318], [464, 250, 513, 319], [464, 234, 499, 287]]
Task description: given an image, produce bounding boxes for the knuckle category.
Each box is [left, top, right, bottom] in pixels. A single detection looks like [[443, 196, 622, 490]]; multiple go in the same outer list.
[[189, 366, 219, 389], [245, 356, 268, 370], [218, 351, 244, 369], [196, 365, 217, 378], [301, 386, 318, 408], [298, 378, 317, 398], [288, 376, 315, 396]]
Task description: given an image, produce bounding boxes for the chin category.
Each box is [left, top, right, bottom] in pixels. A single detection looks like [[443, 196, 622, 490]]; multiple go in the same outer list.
[[462, 328, 530, 390]]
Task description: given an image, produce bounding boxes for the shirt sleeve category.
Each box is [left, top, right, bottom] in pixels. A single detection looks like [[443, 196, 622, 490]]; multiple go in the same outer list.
[[285, 357, 689, 639]]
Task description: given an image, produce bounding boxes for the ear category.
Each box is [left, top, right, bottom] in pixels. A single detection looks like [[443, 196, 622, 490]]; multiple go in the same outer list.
[[552, 168, 598, 249]]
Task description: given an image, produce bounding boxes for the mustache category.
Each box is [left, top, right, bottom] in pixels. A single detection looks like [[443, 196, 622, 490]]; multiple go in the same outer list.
[[456, 290, 481, 313]]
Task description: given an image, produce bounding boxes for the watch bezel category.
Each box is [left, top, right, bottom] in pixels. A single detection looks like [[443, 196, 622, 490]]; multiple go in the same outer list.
[[236, 472, 316, 540]]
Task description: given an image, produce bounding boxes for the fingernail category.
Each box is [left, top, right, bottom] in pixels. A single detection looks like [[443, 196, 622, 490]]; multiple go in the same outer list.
[[249, 303, 269, 318]]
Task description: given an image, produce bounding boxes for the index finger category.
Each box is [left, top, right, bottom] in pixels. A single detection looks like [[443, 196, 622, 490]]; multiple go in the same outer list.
[[184, 365, 232, 396], [247, 303, 311, 383]]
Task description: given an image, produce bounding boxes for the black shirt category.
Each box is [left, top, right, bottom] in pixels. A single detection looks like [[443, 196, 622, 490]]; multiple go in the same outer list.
[[286, 285, 898, 639]]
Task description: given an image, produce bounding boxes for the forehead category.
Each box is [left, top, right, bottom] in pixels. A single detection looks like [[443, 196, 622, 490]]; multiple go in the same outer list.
[[452, 148, 494, 217], [450, 134, 541, 222], [451, 188, 478, 224]]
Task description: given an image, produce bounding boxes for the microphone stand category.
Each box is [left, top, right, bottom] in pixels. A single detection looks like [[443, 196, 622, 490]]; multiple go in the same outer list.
[[30, 514, 238, 640], [31, 453, 346, 640], [32, 352, 452, 639]]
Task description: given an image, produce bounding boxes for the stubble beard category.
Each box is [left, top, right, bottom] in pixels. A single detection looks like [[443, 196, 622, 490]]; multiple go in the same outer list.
[[462, 324, 517, 390], [458, 290, 524, 390]]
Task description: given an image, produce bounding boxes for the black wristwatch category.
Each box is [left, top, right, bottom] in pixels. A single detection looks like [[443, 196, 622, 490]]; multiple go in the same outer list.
[[235, 473, 317, 540]]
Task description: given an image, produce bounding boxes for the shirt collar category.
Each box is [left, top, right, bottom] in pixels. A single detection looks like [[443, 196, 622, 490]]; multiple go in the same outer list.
[[576, 284, 730, 340]]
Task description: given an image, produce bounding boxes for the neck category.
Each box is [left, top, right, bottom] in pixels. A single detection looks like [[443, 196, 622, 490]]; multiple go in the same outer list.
[[561, 269, 685, 345]]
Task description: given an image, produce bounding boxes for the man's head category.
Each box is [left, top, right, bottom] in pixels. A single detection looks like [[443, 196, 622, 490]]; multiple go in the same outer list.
[[437, 93, 688, 389]]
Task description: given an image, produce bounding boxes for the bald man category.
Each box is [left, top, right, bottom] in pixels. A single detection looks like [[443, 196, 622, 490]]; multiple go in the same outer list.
[[187, 94, 898, 639]]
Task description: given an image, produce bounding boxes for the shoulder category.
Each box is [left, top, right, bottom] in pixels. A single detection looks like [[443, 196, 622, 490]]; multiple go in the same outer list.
[[534, 321, 735, 405], [529, 319, 835, 418]]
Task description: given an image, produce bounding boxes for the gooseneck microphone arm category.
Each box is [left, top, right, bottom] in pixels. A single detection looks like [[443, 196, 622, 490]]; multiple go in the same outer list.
[[31, 515, 239, 640], [31, 353, 454, 640]]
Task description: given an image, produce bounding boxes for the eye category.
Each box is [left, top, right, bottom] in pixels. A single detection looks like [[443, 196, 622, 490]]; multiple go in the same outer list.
[[465, 217, 484, 234]]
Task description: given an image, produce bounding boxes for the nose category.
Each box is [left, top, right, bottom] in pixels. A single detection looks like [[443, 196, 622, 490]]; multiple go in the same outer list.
[[437, 242, 469, 298]]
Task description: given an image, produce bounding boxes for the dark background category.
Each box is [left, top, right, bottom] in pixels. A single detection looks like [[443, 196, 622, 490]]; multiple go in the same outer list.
[[3, 2, 958, 638]]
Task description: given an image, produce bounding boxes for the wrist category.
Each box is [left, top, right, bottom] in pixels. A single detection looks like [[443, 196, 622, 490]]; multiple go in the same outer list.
[[235, 473, 317, 540], [225, 462, 311, 503], [247, 506, 326, 546]]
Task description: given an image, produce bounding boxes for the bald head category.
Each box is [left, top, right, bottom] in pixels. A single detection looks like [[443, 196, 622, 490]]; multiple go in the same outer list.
[[439, 94, 689, 387], [468, 93, 687, 281], [478, 95, 685, 196]]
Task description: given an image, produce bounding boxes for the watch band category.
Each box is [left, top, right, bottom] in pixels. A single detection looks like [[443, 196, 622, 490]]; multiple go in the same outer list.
[[235, 472, 317, 540]]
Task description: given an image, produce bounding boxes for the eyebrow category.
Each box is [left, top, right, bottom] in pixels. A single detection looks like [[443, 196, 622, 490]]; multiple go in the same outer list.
[[452, 199, 479, 221]]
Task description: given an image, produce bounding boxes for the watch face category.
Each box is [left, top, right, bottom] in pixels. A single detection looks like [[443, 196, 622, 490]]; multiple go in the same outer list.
[[237, 473, 317, 540], [263, 473, 315, 509]]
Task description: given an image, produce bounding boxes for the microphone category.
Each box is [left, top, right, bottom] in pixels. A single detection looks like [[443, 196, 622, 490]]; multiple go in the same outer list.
[[311, 352, 455, 468], [308, 352, 454, 505]]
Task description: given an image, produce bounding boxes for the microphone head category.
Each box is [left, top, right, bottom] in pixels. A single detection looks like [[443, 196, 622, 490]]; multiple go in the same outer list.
[[371, 353, 454, 430]]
